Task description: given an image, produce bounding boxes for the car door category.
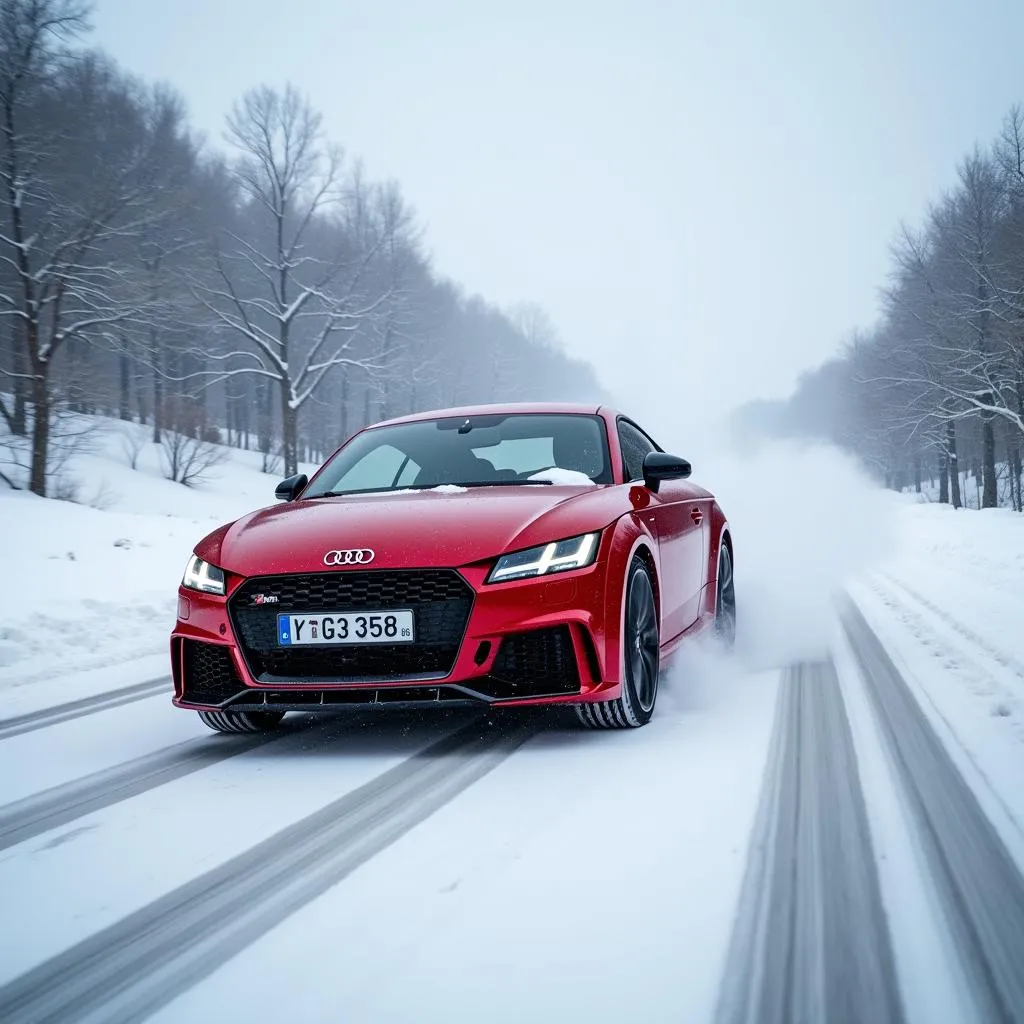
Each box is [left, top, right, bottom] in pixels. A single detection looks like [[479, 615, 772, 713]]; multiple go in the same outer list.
[[618, 419, 706, 640]]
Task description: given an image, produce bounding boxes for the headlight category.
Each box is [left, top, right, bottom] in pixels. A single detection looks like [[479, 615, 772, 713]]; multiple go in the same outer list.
[[182, 555, 226, 595], [487, 532, 599, 584]]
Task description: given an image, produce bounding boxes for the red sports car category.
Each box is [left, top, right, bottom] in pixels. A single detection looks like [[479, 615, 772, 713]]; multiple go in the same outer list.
[[171, 403, 735, 732]]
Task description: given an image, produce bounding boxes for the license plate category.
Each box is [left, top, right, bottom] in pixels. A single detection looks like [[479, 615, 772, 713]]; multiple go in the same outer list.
[[277, 610, 415, 646]]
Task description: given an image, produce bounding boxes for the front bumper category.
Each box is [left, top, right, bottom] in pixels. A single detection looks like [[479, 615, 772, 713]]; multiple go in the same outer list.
[[171, 560, 623, 712]]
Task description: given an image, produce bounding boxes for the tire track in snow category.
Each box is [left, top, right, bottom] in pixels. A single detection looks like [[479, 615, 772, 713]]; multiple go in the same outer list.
[[0, 677, 170, 741], [0, 730, 292, 853], [862, 576, 1024, 747], [842, 597, 1024, 1024], [879, 572, 1024, 686], [0, 714, 535, 1024], [0, 713, 386, 852], [716, 659, 905, 1024]]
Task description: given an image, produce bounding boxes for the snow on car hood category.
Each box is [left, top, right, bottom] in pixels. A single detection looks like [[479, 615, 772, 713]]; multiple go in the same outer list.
[[196, 484, 623, 577]]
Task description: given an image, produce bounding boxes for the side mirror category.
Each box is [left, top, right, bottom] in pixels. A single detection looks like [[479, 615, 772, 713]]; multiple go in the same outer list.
[[275, 473, 308, 502], [642, 452, 691, 492]]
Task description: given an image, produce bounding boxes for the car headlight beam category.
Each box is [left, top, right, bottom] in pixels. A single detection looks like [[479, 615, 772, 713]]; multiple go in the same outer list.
[[488, 532, 599, 584], [182, 555, 226, 595]]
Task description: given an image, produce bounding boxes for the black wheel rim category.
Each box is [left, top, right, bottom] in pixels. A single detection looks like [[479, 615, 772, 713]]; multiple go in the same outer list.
[[716, 548, 737, 644], [627, 570, 659, 713]]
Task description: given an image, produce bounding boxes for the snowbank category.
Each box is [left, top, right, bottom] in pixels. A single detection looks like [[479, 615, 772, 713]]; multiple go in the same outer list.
[[0, 418, 311, 707]]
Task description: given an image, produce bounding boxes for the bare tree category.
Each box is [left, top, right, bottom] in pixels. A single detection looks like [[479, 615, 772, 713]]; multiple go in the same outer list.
[[361, 179, 431, 421], [159, 398, 225, 486], [197, 85, 389, 476], [117, 422, 146, 469], [0, 3, 182, 494], [509, 301, 561, 352], [746, 107, 1024, 511], [1, 26, 608, 492]]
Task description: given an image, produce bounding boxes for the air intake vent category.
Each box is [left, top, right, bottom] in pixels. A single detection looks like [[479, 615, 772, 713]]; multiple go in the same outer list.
[[181, 640, 244, 706], [479, 626, 581, 699]]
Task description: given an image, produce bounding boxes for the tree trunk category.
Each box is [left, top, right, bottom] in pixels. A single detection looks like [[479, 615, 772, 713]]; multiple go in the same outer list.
[[152, 338, 163, 444], [280, 383, 297, 477], [1009, 441, 1022, 513], [196, 382, 208, 438], [239, 386, 251, 450], [136, 371, 149, 425], [29, 368, 50, 496], [1016, 379, 1024, 512], [226, 374, 240, 448], [258, 383, 273, 465], [913, 452, 922, 493], [378, 325, 393, 421], [66, 338, 82, 414], [11, 328, 27, 435], [340, 374, 348, 441], [938, 450, 949, 504], [947, 422, 962, 509], [981, 408, 998, 508], [119, 353, 131, 421]]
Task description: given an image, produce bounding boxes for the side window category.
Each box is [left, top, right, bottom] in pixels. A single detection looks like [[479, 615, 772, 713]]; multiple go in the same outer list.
[[618, 421, 657, 482]]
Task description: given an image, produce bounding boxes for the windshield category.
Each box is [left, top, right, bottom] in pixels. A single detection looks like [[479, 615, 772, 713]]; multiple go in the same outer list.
[[304, 413, 613, 497]]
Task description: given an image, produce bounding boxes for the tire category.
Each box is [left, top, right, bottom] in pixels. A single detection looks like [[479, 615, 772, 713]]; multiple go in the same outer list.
[[575, 557, 659, 729], [198, 709, 286, 734], [713, 542, 737, 649]]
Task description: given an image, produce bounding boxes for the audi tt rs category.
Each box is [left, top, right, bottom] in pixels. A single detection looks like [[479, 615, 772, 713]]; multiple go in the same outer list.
[[171, 403, 736, 732]]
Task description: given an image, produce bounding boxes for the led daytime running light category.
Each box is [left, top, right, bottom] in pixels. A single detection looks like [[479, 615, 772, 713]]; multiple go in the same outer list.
[[489, 533, 598, 583], [182, 555, 226, 595]]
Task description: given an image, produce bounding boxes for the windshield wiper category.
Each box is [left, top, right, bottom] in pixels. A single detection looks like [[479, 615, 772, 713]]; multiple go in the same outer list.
[[307, 484, 436, 498], [307, 479, 554, 498], [457, 480, 553, 487]]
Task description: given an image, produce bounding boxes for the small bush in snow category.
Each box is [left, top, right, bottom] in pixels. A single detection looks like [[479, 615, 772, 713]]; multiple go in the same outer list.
[[51, 475, 82, 504], [119, 429, 147, 470], [160, 429, 226, 487], [87, 481, 119, 511]]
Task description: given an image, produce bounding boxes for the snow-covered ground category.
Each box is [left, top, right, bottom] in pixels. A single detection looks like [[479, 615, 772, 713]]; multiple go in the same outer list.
[[849, 501, 1024, 869], [0, 419, 315, 715], [3, 417, 1024, 1022]]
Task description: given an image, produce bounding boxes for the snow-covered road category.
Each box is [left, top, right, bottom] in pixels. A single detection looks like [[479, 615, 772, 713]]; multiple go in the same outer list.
[[0, 653, 781, 1024], [717, 657, 904, 1024], [2, 430, 1024, 1022], [2, 582, 1023, 1024]]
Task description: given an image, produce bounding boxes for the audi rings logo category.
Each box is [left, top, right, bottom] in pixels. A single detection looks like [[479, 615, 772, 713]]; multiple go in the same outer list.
[[323, 548, 375, 567]]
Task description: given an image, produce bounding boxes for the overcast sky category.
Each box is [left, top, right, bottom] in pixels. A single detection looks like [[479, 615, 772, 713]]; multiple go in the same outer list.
[[91, 0, 1024, 423]]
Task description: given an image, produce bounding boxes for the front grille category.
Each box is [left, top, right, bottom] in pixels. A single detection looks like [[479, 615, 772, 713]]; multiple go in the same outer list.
[[181, 639, 244, 705], [229, 570, 474, 683], [479, 626, 581, 699]]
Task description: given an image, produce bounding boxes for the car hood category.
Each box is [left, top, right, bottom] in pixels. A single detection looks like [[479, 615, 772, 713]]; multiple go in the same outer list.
[[196, 486, 624, 577]]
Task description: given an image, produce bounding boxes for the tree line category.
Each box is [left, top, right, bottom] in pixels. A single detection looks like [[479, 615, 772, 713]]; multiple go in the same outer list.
[[0, 0, 605, 495], [736, 105, 1024, 511]]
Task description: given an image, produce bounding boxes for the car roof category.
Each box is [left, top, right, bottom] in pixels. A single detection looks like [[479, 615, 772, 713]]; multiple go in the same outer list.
[[371, 402, 616, 429]]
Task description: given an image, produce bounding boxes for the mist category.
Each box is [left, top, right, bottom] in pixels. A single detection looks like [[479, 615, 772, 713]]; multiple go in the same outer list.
[[88, 0, 1024, 417], [640, 393, 896, 671]]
